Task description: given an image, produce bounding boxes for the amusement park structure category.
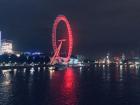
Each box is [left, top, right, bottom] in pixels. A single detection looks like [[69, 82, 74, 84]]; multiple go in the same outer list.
[[50, 15, 73, 65]]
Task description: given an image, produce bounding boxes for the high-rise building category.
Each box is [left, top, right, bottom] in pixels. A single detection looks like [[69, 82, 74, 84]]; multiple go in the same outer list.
[[1, 40, 13, 54], [0, 31, 1, 48], [0, 31, 1, 54]]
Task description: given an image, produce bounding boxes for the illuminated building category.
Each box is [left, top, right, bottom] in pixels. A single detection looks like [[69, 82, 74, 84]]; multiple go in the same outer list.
[[1, 40, 13, 54], [69, 58, 79, 65], [0, 31, 1, 50], [105, 52, 110, 64], [121, 53, 125, 61], [0, 31, 1, 54]]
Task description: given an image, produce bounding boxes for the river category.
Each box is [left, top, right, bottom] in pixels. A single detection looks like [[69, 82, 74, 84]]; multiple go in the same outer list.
[[0, 65, 140, 105]]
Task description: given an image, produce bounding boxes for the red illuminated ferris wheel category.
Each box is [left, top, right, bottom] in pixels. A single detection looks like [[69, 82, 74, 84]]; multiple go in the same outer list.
[[50, 15, 73, 65]]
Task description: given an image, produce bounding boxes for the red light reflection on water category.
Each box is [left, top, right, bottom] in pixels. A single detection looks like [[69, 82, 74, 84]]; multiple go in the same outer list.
[[64, 68, 74, 89], [49, 68, 79, 105]]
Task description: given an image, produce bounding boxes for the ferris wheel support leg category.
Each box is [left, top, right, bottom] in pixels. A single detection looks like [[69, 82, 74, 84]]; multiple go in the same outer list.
[[50, 41, 63, 65]]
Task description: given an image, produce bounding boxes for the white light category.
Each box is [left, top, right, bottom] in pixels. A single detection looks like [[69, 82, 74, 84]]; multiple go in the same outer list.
[[16, 54, 20, 57], [102, 60, 105, 64], [2, 69, 11, 74], [14, 69, 17, 71], [135, 62, 139, 65], [30, 67, 34, 74], [103, 65, 105, 68], [38, 67, 40, 70], [23, 68, 26, 73], [120, 65, 123, 70], [49, 70, 55, 79]]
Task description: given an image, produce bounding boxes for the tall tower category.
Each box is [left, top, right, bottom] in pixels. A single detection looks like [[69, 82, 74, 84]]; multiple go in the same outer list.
[[0, 31, 1, 54]]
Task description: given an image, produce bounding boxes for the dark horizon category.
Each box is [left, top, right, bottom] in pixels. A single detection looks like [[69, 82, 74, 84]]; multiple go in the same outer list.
[[0, 0, 140, 55]]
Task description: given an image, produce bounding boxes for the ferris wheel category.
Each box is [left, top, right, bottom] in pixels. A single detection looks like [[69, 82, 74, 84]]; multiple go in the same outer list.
[[50, 15, 73, 65]]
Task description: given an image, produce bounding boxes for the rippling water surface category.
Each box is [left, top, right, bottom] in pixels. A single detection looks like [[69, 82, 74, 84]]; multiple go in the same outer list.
[[0, 66, 140, 105]]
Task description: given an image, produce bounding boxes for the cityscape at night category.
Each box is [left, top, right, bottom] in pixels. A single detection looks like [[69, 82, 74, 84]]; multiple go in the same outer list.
[[1, 0, 140, 105]]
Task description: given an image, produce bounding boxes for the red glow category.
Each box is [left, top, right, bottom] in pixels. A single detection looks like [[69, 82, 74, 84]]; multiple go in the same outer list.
[[64, 68, 74, 89], [50, 68, 79, 105], [52, 15, 73, 62]]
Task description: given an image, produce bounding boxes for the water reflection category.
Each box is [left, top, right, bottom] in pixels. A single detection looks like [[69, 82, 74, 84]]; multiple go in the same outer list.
[[50, 67, 79, 105], [0, 66, 140, 105], [63, 68, 75, 89], [0, 69, 12, 105], [49, 70, 55, 80]]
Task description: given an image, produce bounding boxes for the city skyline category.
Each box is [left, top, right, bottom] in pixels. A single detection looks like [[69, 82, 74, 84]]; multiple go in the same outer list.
[[1, 1, 140, 105], [0, 0, 140, 54]]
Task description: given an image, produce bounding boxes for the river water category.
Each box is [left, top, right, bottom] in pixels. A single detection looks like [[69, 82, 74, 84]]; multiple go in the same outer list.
[[0, 65, 140, 105]]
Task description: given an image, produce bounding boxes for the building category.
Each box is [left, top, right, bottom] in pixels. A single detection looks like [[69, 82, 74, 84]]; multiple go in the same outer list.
[[0, 31, 1, 54], [0, 31, 1, 49], [1, 40, 13, 54]]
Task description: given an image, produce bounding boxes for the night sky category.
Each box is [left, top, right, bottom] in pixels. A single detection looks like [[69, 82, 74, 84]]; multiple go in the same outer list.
[[0, 0, 140, 55]]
